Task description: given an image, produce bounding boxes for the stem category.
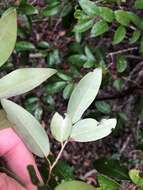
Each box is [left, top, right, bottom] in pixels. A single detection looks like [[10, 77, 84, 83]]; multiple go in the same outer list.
[[46, 141, 68, 184]]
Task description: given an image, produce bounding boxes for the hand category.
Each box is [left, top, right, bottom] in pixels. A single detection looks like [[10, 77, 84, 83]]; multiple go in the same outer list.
[[0, 128, 42, 190], [0, 173, 26, 190]]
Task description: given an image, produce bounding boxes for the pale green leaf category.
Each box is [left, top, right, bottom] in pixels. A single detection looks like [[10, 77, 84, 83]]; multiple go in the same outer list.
[[0, 8, 17, 67], [71, 118, 116, 142], [50, 112, 72, 142], [67, 68, 102, 124], [1, 99, 50, 157], [0, 68, 57, 98], [55, 180, 96, 190]]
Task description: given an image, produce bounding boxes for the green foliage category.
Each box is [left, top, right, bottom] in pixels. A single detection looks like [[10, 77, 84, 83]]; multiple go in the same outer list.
[[1, 1, 143, 189], [74, 0, 143, 45], [94, 157, 129, 180], [55, 180, 96, 190], [97, 175, 120, 190], [129, 169, 143, 188], [0, 8, 17, 67]]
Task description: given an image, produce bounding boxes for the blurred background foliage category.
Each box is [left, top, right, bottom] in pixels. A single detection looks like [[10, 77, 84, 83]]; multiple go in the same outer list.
[[1, 0, 143, 189]]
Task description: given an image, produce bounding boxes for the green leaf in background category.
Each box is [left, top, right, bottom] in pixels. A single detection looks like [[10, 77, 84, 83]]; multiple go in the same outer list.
[[19, 2, 39, 15], [78, 0, 99, 16], [45, 81, 66, 94], [53, 159, 74, 181], [84, 46, 95, 61], [91, 20, 109, 37], [129, 30, 141, 44], [99, 7, 114, 23], [94, 157, 129, 180], [68, 54, 87, 65], [134, 0, 143, 9], [0, 68, 56, 98], [113, 79, 124, 91], [0, 8, 17, 67], [129, 169, 143, 188], [113, 25, 126, 44], [70, 118, 116, 142], [63, 83, 74, 100], [98, 175, 120, 190], [74, 19, 94, 33], [67, 69, 102, 124], [55, 180, 96, 190], [16, 41, 35, 52], [0, 110, 13, 130], [115, 10, 131, 26], [95, 101, 111, 114], [116, 55, 127, 73], [57, 72, 72, 81], [43, 1, 61, 17], [50, 112, 72, 142], [1, 99, 50, 158], [60, 1, 72, 17]]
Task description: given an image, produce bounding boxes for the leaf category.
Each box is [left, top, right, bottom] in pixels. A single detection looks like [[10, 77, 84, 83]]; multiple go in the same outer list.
[[16, 41, 35, 52], [53, 160, 74, 180], [1, 99, 50, 158], [115, 10, 131, 26], [60, 2, 72, 17], [129, 30, 141, 44], [113, 25, 126, 44], [68, 54, 87, 65], [19, 3, 38, 15], [94, 157, 129, 180], [55, 180, 96, 190], [63, 83, 74, 100], [116, 55, 127, 73], [57, 73, 72, 81], [129, 169, 143, 187], [113, 79, 124, 91], [78, 0, 99, 16], [99, 7, 114, 23], [74, 19, 94, 33], [0, 68, 56, 98], [0, 110, 13, 130], [67, 69, 102, 124], [43, 1, 61, 17], [50, 112, 72, 142], [98, 175, 120, 190], [91, 20, 109, 37], [0, 8, 17, 67], [84, 46, 95, 61], [95, 101, 111, 114], [134, 0, 143, 9], [70, 118, 116, 142], [45, 81, 66, 94]]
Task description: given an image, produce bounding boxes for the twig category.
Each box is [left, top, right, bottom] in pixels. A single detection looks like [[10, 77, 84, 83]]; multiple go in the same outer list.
[[106, 47, 138, 58], [106, 47, 138, 70], [96, 86, 143, 101], [46, 141, 68, 184], [119, 134, 132, 155]]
